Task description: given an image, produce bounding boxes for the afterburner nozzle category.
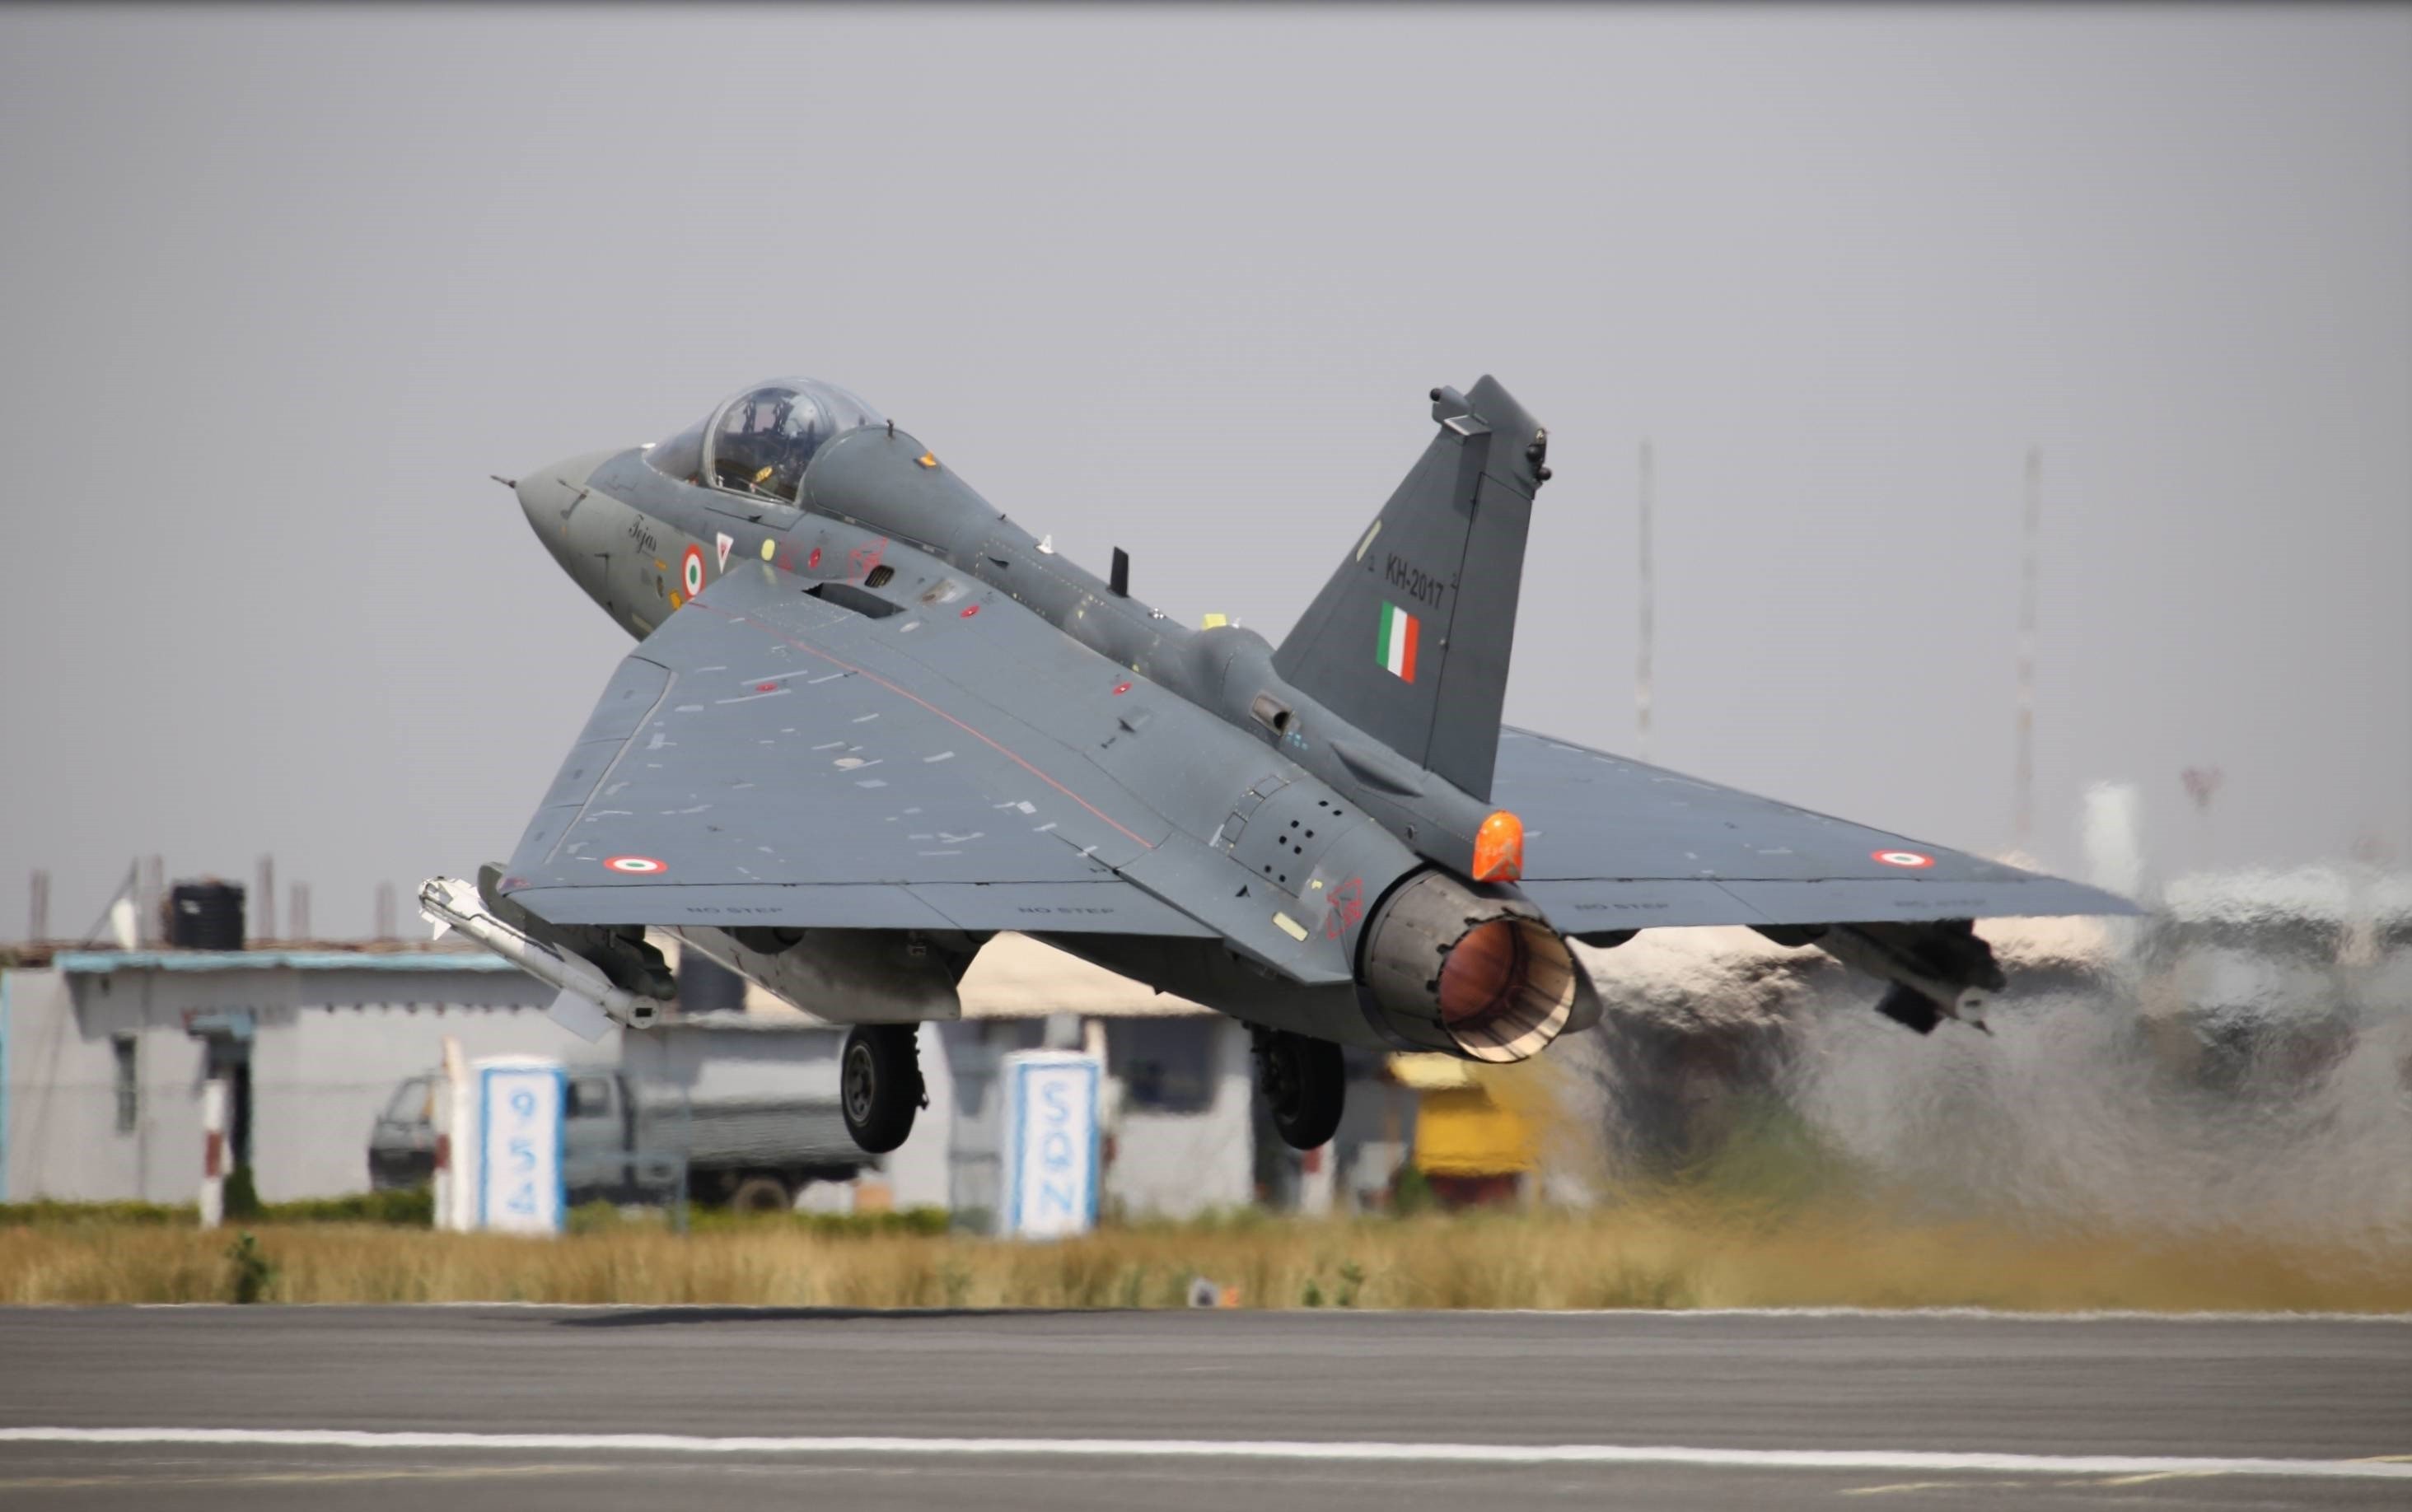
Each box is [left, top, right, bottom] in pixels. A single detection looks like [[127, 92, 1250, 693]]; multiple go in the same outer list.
[[1357, 870, 1578, 1062]]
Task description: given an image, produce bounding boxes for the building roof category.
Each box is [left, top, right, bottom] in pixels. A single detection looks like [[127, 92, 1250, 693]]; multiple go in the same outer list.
[[955, 932, 1210, 1019], [46, 948, 523, 975], [26, 934, 1211, 1023]]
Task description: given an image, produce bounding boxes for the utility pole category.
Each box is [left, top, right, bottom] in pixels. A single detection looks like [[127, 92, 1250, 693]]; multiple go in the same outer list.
[[372, 881, 397, 942], [253, 855, 276, 943], [138, 855, 163, 946], [287, 882, 312, 942], [27, 869, 49, 942], [2013, 447, 2042, 855], [1636, 439, 1655, 763]]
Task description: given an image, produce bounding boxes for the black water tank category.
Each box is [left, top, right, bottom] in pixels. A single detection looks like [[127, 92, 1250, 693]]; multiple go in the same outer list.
[[167, 881, 246, 950]]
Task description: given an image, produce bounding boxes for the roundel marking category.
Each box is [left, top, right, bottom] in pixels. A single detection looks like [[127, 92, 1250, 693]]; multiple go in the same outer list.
[[605, 855, 666, 875], [680, 544, 706, 597], [1872, 849, 1934, 869]]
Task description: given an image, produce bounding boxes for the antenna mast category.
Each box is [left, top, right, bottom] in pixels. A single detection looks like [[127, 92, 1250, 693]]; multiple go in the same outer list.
[[1637, 439, 1655, 763], [2015, 446, 2040, 852]]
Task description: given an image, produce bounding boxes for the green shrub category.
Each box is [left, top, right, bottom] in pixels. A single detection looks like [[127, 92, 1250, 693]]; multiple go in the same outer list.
[[1391, 1165, 1436, 1216], [258, 1187, 433, 1226], [222, 1166, 263, 1220], [0, 1199, 196, 1227], [1, 1186, 435, 1230], [223, 1231, 275, 1304]]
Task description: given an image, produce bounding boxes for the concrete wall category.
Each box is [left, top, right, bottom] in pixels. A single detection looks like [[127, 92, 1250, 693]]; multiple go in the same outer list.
[[892, 1015, 1257, 1225], [4, 968, 207, 1204], [2, 960, 572, 1205], [1104, 1017, 1254, 1219], [2, 961, 1264, 1215], [881, 1022, 961, 1212], [256, 1001, 615, 1202]]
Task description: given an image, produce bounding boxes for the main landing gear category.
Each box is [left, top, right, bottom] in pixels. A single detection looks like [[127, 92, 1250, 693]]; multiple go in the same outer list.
[[840, 1024, 926, 1154], [1255, 1028, 1344, 1150]]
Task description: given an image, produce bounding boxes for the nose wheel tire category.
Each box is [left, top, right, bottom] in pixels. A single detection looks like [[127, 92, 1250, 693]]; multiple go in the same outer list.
[[1256, 1029, 1344, 1150], [840, 1024, 924, 1155]]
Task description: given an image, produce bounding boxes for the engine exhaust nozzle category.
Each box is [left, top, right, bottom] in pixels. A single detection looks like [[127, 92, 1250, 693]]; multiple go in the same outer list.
[[1358, 870, 1580, 1062]]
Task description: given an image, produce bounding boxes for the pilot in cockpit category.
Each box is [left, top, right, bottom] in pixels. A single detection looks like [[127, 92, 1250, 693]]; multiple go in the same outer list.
[[642, 379, 886, 506]]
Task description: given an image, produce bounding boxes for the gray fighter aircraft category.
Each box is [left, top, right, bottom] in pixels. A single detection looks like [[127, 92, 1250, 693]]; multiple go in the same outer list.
[[424, 376, 2134, 1155]]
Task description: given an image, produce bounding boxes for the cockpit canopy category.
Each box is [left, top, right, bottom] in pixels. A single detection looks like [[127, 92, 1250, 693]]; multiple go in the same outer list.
[[646, 377, 886, 505]]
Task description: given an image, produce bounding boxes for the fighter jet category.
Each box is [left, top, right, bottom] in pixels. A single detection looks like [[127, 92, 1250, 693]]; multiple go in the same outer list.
[[425, 376, 2134, 1155]]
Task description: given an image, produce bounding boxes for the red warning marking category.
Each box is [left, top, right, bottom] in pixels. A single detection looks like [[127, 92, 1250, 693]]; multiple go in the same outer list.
[[1111, 681, 1132, 696], [960, 604, 980, 618], [755, 681, 778, 693], [807, 547, 822, 570], [605, 855, 666, 875], [680, 545, 706, 597], [1872, 850, 1934, 869], [777, 553, 793, 572], [848, 539, 886, 581], [1322, 876, 1366, 940]]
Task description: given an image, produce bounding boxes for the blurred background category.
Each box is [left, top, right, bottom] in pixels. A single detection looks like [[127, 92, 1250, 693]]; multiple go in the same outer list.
[[0, 7, 2406, 1276]]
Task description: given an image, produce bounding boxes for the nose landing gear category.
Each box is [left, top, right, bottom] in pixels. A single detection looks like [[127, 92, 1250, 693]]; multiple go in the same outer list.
[[839, 1024, 926, 1154], [1254, 1028, 1344, 1150]]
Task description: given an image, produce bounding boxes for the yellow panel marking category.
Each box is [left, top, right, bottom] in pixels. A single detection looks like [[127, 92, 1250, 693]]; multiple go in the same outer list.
[[654, 559, 666, 572], [760, 539, 776, 560], [1271, 912, 1307, 941], [668, 590, 682, 609], [916, 451, 937, 469], [1201, 612, 1229, 629]]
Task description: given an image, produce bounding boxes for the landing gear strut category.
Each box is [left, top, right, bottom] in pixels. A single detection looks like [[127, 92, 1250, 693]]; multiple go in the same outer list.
[[840, 1024, 925, 1154], [1254, 1028, 1344, 1150]]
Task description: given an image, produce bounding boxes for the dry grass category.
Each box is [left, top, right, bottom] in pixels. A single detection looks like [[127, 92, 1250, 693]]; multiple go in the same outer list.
[[3, 1201, 2406, 1312]]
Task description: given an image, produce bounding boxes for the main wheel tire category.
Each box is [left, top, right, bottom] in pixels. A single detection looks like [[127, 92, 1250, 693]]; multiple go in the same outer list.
[[728, 1174, 792, 1214], [840, 1024, 923, 1155], [1260, 1031, 1344, 1150]]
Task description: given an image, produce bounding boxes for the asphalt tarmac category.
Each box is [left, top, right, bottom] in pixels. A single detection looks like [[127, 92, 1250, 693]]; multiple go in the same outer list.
[[0, 1307, 2404, 1510]]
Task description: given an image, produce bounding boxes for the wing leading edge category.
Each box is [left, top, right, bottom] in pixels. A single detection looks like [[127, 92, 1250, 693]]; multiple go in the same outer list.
[[1491, 727, 2138, 933]]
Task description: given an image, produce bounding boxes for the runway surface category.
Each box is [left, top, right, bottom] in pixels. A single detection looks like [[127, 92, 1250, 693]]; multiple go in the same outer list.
[[0, 1307, 2404, 1510]]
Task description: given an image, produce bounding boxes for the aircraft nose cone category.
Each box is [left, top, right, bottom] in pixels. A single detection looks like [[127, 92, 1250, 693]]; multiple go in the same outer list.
[[512, 470, 569, 539], [509, 452, 615, 559], [512, 475, 546, 535]]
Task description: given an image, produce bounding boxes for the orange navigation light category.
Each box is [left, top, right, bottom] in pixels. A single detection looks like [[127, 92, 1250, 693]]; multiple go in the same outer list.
[[1471, 810, 1525, 883]]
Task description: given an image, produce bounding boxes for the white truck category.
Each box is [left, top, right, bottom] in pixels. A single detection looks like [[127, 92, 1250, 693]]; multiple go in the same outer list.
[[369, 1013, 870, 1211]]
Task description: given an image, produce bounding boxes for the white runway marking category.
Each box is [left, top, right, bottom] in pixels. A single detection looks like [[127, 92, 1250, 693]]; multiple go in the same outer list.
[[0, 1430, 2405, 1482]]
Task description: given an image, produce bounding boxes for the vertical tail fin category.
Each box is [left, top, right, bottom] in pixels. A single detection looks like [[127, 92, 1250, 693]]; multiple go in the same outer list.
[[1272, 377, 1549, 802]]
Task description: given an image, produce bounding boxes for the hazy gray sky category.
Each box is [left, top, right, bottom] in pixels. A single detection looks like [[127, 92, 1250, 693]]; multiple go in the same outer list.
[[2, 7, 2405, 940]]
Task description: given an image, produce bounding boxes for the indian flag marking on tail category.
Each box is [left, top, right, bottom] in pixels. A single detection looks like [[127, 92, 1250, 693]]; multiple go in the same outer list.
[[1376, 600, 1420, 683]]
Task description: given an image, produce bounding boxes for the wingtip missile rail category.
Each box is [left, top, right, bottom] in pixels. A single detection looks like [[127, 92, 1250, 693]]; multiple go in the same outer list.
[[418, 875, 660, 1040]]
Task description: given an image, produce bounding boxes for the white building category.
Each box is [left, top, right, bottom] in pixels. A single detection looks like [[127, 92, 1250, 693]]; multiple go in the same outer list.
[[0, 934, 1259, 1219]]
